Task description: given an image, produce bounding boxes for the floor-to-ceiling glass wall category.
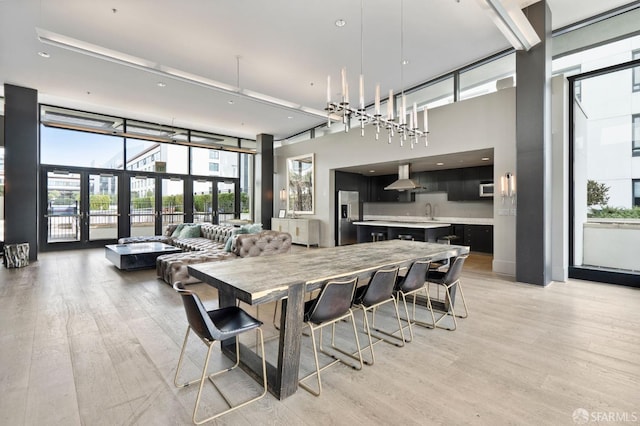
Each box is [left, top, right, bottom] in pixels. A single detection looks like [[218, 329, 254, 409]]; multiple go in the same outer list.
[[568, 57, 640, 286], [191, 139, 240, 225], [39, 105, 254, 250], [40, 109, 125, 248]]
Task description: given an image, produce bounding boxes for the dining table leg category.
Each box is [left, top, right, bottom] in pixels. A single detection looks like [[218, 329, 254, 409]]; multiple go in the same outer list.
[[217, 281, 305, 400], [275, 281, 305, 399]]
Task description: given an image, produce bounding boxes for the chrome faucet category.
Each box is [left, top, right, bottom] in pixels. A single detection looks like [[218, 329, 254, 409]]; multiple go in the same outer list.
[[425, 203, 433, 220]]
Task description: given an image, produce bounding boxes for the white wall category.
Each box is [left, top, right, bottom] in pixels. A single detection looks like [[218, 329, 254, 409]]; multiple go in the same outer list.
[[275, 88, 517, 276]]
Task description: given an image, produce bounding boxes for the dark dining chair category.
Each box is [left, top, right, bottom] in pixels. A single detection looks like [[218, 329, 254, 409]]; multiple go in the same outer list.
[[172, 282, 267, 424], [425, 254, 469, 331], [299, 277, 363, 396], [393, 259, 433, 342], [352, 267, 405, 365]]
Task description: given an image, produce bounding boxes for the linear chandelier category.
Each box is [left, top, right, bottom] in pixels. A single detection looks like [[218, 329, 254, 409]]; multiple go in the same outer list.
[[325, 0, 429, 149], [326, 70, 429, 148]]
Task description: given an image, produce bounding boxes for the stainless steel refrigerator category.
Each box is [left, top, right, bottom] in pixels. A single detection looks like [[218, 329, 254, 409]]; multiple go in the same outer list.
[[337, 190, 360, 245]]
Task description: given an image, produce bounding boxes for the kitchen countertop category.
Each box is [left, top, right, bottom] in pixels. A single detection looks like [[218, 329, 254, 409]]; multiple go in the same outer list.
[[362, 215, 494, 226], [353, 221, 451, 229]]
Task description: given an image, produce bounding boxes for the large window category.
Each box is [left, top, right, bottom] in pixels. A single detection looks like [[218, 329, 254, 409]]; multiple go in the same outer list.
[[41, 126, 125, 168], [191, 146, 238, 177], [459, 53, 515, 101], [570, 61, 640, 282], [404, 76, 454, 110], [126, 138, 188, 174]]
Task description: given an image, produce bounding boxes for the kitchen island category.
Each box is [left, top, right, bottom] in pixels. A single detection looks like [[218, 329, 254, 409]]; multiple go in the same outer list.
[[354, 220, 451, 243]]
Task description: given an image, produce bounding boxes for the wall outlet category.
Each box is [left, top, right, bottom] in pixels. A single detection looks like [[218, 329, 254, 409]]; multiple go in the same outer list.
[[510, 208, 517, 216], [498, 209, 509, 216]]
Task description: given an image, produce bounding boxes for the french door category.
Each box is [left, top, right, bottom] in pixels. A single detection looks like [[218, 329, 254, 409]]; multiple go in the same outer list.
[[41, 167, 121, 249], [192, 178, 238, 225], [129, 174, 185, 236], [40, 168, 235, 249]]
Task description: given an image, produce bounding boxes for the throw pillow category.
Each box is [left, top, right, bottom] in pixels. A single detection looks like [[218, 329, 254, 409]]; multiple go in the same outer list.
[[224, 227, 250, 252], [241, 223, 263, 234], [171, 223, 186, 237], [179, 224, 201, 238]]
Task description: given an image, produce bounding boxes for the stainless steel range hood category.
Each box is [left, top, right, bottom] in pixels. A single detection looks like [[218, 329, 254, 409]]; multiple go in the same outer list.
[[384, 164, 421, 191]]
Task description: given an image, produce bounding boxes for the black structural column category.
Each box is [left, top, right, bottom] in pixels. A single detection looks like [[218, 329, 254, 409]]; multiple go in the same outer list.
[[256, 134, 274, 230], [515, 2, 552, 286], [4, 84, 39, 261]]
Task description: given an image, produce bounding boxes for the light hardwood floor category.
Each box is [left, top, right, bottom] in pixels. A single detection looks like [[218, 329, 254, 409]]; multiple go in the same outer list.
[[1, 248, 638, 425]]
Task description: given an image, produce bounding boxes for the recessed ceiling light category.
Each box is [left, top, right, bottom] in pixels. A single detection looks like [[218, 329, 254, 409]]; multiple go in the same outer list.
[[38, 51, 50, 58], [369, 170, 375, 173], [157, 82, 166, 87], [228, 100, 234, 105], [481, 157, 490, 161], [335, 19, 346, 27], [287, 116, 293, 119], [436, 162, 444, 166], [402, 59, 409, 65]]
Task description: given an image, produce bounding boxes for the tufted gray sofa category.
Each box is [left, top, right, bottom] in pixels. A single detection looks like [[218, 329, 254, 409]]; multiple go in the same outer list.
[[118, 223, 235, 251], [141, 223, 292, 285]]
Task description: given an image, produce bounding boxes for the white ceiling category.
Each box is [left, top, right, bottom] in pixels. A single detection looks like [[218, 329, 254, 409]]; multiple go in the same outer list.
[[0, 0, 636, 141]]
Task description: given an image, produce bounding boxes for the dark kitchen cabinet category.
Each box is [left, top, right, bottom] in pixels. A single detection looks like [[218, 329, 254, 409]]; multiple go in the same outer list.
[[413, 170, 448, 193], [336, 171, 369, 202], [446, 166, 493, 201], [465, 224, 493, 253]]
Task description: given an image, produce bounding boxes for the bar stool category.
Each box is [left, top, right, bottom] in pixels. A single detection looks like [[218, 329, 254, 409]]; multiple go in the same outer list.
[[436, 235, 459, 245], [371, 232, 385, 242], [398, 234, 414, 241], [432, 235, 459, 270]]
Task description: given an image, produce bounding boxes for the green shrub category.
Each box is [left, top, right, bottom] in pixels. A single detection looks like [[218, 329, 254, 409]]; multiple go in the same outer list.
[[587, 180, 609, 207], [588, 206, 640, 219]]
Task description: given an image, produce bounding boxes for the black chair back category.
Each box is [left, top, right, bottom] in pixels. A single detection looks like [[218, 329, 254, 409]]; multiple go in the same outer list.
[[397, 260, 430, 293], [174, 282, 220, 342], [305, 277, 358, 324], [358, 267, 399, 307], [442, 254, 468, 284]]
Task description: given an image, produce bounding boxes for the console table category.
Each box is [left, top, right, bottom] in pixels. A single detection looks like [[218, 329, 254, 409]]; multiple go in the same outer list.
[[271, 218, 320, 247]]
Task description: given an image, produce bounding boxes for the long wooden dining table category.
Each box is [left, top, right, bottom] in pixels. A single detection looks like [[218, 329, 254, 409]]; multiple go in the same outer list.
[[188, 239, 469, 400]]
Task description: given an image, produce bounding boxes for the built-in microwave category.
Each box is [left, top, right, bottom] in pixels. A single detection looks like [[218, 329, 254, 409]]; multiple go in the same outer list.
[[479, 182, 494, 197]]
